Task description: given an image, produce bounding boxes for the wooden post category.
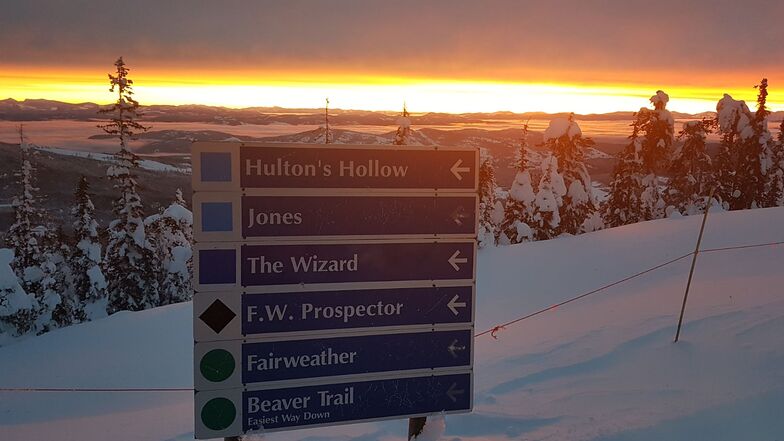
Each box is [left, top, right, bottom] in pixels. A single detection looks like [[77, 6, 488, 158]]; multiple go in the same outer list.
[[674, 189, 714, 343], [408, 417, 427, 440]]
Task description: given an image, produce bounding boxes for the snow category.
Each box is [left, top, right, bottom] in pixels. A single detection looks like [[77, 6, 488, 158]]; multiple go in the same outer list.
[[514, 220, 533, 241], [0, 249, 33, 316], [413, 414, 446, 441], [543, 117, 581, 141], [77, 239, 102, 263], [508, 170, 535, 203], [650, 90, 669, 107], [567, 179, 590, 205], [168, 246, 192, 276], [163, 203, 193, 224], [87, 265, 108, 291], [716, 94, 753, 139], [1, 208, 784, 440]]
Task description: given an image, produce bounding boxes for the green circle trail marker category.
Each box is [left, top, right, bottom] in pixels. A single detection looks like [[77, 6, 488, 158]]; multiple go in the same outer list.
[[201, 397, 236, 431], [200, 349, 235, 382]]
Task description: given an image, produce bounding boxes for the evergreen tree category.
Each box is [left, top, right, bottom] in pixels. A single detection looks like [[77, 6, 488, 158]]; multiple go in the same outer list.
[[500, 123, 536, 244], [543, 114, 599, 235], [49, 227, 81, 328], [99, 57, 158, 313], [3, 127, 64, 334], [5, 127, 45, 282], [714, 93, 753, 210], [477, 149, 499, 248], [34, 246, 67, 333], [393, 104, 412, 146], [69, 177, 107, 316], [324, 97, 332, 144], [665, 119, 716, 215], [769, 119, 784, 206], [749, 78, 778, 208], [639, 91, 674, 219], [146, 190, 193, 305], [603, 91, 673, 226], [531, 155, 566, 240]]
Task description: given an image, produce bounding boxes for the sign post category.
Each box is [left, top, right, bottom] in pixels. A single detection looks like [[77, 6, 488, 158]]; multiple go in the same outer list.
[[192, 142, 479, 439]]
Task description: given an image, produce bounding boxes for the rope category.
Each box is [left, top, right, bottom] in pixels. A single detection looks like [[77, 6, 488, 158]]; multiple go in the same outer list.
[[1, 238, 782, 392], [475, 239, 784, 339]]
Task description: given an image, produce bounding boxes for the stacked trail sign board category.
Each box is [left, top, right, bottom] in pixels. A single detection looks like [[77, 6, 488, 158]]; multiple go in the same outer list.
[[192, 142, 478, 438]]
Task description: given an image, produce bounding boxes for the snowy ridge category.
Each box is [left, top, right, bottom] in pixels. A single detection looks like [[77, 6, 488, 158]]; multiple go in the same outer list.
[[1, 207, 783, 440], [39, 146, 189, 173]]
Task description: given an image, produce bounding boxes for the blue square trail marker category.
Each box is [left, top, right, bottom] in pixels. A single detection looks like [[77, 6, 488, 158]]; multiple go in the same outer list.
[[200, 152, 232, 182], [201, 202, 234, 232], [197, 249, 236, 285], [192, 142, 478, 439]]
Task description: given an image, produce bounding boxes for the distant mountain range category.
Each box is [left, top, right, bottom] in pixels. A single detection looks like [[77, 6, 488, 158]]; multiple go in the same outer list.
[[4, 98, 780, 125]]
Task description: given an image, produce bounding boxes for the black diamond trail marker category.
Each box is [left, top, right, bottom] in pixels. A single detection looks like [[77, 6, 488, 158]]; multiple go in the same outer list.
[[199, 299, 236, 334]]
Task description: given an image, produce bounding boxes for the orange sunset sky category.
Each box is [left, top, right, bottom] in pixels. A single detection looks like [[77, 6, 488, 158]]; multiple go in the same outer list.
[[2, 0, 783, 114]]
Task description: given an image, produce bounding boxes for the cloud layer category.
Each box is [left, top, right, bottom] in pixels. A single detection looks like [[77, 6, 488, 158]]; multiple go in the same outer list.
[[2, 0, 782, 85]]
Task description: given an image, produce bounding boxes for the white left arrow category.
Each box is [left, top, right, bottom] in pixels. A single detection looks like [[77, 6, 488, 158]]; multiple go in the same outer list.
[[448, 250, 468, 271], [450, 159, 471, 181], [446, 382, 465, 402], [447, 339, 467, 358], [447, 295, 467, 316]]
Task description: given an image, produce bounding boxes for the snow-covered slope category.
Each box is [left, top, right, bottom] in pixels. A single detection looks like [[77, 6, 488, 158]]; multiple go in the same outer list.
[[1, 208, 783, 441], [40, 146, 190, 173]]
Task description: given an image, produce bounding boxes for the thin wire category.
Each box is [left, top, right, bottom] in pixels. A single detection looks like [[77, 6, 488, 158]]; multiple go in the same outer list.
[[1, 239, 782, 392], [475, 239, 784, 339], [701, 240, 784, 253], [474, 252, 694, 338]]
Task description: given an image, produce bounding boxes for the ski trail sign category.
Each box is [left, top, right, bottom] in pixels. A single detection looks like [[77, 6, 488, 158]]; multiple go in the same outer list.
[[192, 142, 478, 438]]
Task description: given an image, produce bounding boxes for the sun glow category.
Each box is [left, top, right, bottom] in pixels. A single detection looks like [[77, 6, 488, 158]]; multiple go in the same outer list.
[[2, 68, 782, 115]]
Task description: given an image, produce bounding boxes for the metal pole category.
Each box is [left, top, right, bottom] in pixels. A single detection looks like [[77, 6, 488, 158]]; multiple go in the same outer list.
[[674, 188, 714, 343], [408, 417, 427, 440]]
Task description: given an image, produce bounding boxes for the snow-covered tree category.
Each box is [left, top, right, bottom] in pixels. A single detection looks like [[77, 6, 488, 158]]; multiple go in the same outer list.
[[50, 227, 86, 329], [99, 57, 158, 313], [604, 125, 647, 227], [35, 246, 68, 333], [0, 249, 35, 337], [639, 91, 674, 219], [531, 155, 566, 240], [146, 190, 193, 305], [500, 123, 536, 244], [5, 127, 45, 282], [543, 115, 599, 235], [714, 93, 753, 210], [393, 104, 412, 146], [665, 119, 716, 215], [749, 79, 779, 208], [769, 119, 784, 207], [603, 91, 673, 226], [477, 149, 499, 248], [3, 127, 66, 334], [69, 176, 107, 317]]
